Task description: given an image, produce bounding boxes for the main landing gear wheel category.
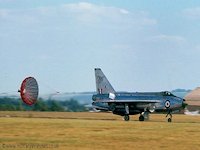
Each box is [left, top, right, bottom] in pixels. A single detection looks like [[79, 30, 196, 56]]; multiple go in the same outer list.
[[124, 115, 130, 121], [139, 115, 145, 121]]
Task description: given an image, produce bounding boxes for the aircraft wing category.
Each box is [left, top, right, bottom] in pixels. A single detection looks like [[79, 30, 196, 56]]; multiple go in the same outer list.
[[95, 99, 160, 103]]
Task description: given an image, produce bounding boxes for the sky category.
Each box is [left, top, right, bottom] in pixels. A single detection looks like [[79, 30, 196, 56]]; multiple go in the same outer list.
[[1, 0, 200, 95]]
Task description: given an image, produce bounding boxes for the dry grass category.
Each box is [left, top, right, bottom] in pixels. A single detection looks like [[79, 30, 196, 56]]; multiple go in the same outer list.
[[0, 111, 200, 150]]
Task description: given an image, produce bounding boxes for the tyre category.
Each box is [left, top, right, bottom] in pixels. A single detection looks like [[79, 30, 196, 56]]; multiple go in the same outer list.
[[139, 115, 144, 121], [168, 118, 172, 122], [124, 115, 130, 121]]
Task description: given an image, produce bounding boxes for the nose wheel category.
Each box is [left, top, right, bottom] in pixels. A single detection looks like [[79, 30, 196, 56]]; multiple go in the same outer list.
[[167, 118, 172, 122], [166, 110, 172, 122]]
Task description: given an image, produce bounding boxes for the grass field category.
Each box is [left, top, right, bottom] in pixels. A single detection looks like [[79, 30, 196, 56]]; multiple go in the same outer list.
[[0, 111, 200, 150]]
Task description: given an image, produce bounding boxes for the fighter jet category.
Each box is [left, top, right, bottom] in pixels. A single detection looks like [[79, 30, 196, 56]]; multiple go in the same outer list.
[[92, 68, 187, 122]]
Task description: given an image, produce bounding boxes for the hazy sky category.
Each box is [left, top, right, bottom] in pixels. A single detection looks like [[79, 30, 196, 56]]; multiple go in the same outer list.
[[1, 0, 200, 95]]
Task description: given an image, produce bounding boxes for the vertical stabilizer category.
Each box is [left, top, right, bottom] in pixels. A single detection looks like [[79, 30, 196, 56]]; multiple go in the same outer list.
[[95, 68, 115, 94]]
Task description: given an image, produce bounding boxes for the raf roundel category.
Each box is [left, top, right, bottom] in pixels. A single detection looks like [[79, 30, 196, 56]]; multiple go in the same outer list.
[[165, 100, 171, 108], [19, 77, 39, 105]]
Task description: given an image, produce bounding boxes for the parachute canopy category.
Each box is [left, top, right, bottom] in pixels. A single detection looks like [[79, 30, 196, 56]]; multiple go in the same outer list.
[[19, 77, 39, 105]]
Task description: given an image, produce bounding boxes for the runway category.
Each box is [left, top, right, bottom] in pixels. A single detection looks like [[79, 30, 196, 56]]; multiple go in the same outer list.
[[1, 112, 200, 150]]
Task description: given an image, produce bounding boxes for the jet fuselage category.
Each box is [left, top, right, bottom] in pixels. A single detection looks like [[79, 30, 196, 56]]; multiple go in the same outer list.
[[92, 91, 185, 116]]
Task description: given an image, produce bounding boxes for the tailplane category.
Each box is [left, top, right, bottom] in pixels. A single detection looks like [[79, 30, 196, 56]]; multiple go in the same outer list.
[[95, 68, 115, 94]]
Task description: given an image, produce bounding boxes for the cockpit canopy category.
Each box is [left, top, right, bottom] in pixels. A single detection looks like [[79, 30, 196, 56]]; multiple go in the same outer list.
[[162, 91, 175, 97]]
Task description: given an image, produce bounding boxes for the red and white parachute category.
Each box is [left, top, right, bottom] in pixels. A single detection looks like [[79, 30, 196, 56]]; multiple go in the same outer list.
[[19, 77, 39, 105]]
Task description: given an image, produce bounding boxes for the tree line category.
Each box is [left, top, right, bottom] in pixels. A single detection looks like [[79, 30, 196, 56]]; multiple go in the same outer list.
[[0, 97, 87, 112]]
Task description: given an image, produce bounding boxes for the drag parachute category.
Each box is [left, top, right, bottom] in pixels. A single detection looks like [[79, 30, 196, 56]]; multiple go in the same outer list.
[[19, 77, 39, 105]]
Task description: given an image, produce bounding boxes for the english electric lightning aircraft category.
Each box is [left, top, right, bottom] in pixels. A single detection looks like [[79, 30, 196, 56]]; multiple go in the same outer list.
[[92, 68, 187, 122]]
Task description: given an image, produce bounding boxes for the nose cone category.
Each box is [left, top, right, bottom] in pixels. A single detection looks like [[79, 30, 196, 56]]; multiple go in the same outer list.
[[182, 99, 188, 109]]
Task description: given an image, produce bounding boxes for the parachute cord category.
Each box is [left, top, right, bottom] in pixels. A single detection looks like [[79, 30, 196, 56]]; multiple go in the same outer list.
[[38, 80, 60, 95], [0, 91, 18, 95]]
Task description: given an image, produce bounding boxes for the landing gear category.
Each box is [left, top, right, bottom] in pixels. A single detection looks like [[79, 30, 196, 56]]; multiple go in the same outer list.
[[139, 111, 150, 121], [168, 118, 172, 122], [125, 104, 129, 114], [124, 114, 130, 121], [166, 110, 172, 122], [139, 115, 145, 121], [124, 104, 130, 121]]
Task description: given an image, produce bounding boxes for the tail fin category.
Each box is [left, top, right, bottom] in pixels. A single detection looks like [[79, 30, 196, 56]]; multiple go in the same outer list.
[[95, 68, 115, 94]]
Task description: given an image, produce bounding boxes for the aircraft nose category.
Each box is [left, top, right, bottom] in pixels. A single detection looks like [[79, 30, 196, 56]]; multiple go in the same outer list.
[[182, 99, 188, 109]]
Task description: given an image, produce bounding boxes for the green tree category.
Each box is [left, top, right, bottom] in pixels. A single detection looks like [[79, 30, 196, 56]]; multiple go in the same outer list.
[[32, 99, 48, 111], [49, 100, 64, 112], [16, 101, 24, 111], [62, 99, 86, 112]]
